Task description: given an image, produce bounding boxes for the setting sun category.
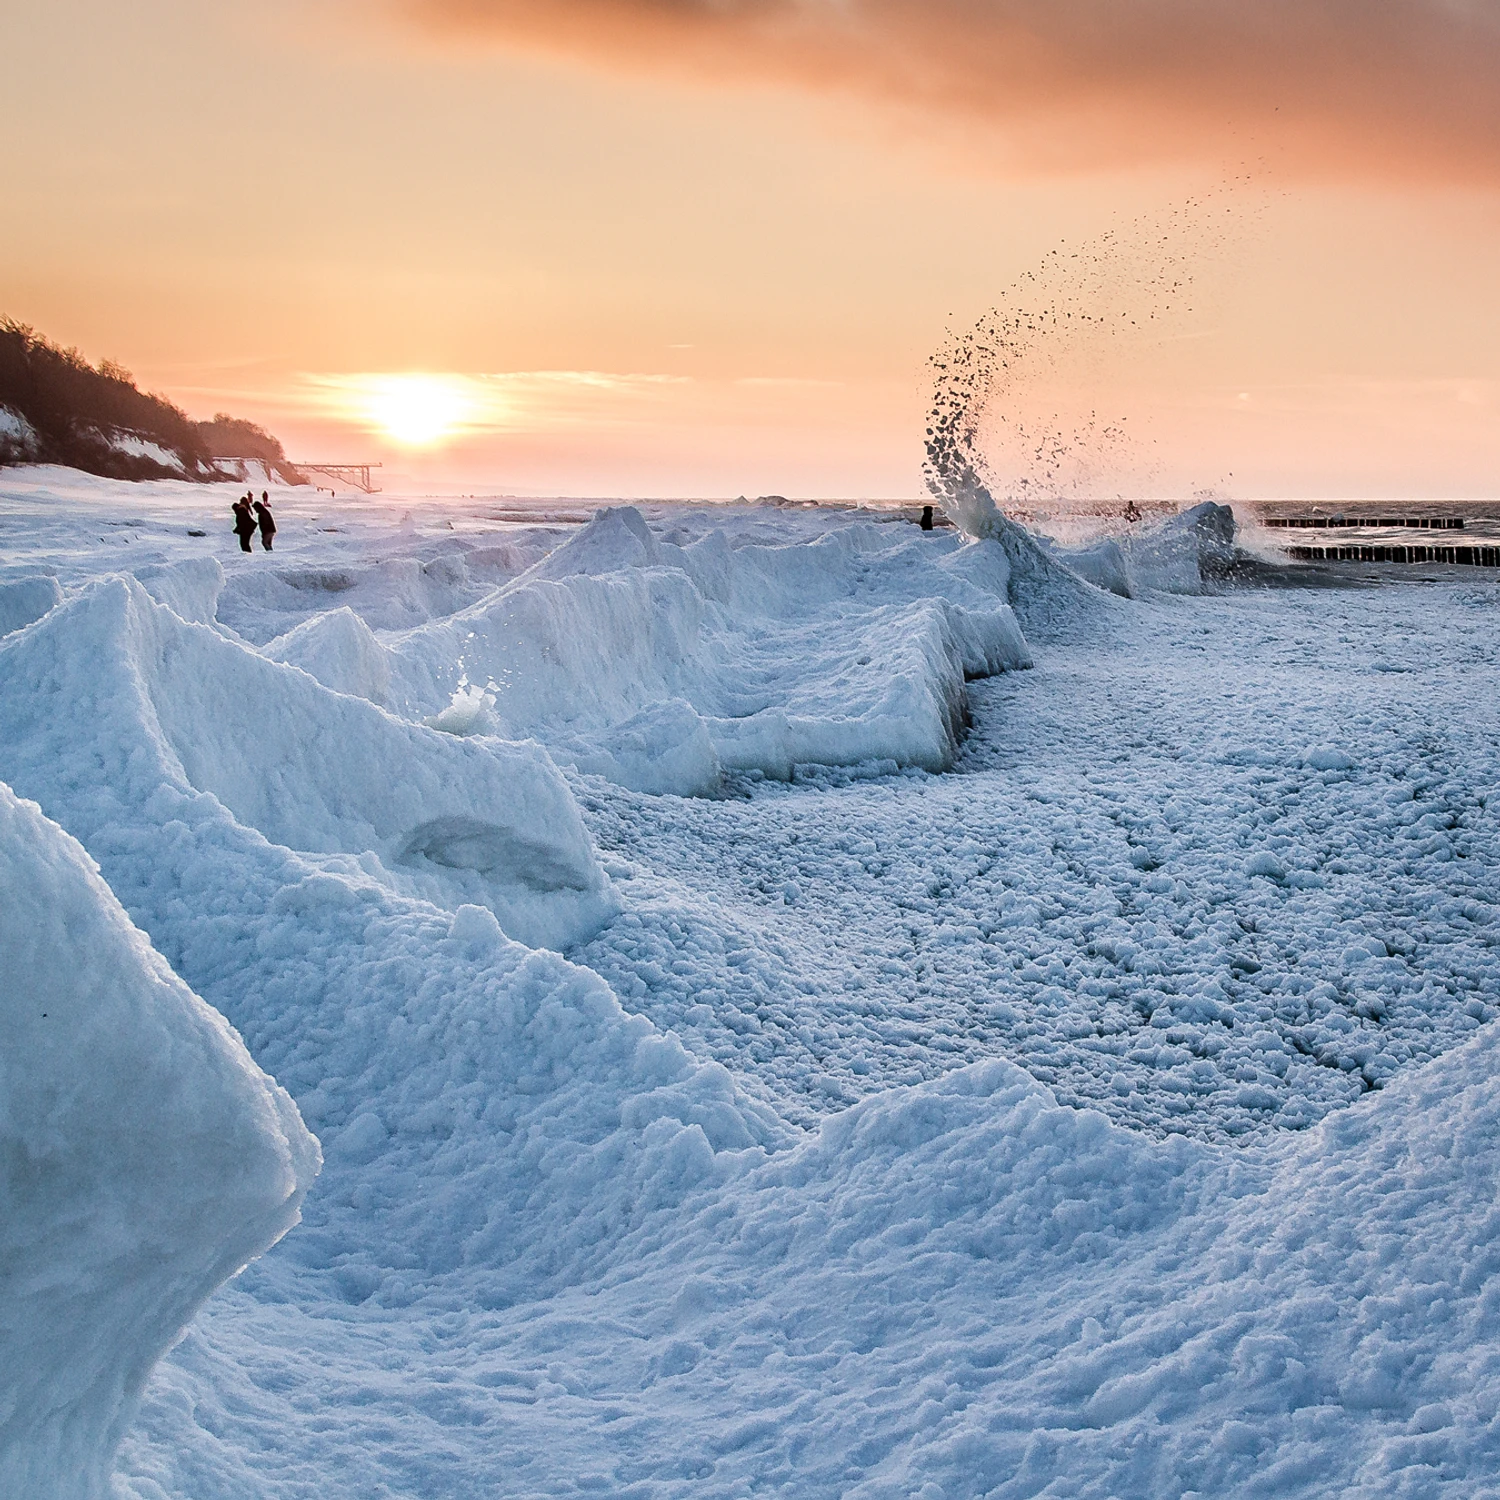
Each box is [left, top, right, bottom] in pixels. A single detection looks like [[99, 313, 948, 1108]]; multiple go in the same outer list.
[[365, 374, 472, 447]]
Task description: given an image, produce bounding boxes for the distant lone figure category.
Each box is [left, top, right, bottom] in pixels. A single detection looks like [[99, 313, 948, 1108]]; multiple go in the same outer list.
[[232, 497, 256, 553], [920, 504, 935, 531], [253, 495, 277, 551]]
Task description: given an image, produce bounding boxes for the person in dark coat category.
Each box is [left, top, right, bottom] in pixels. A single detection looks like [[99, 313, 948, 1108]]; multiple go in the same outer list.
[[232, 497, 256, 553], [254, 494, 276, 551], [920, 504, 935, 531]]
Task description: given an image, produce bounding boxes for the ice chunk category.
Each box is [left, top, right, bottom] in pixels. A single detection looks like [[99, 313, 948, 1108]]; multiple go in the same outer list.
[[706, 600, 971, 776], [218, 552, 489, 644], [528, 502, 662, 579], [1062, 536, 1137, 598], [0, 782, 317, 1500], [446, 902, 506, 945], [1245, 850, 1289, 881], [552, 697, 723, 796], [940, 491, 1116, 641], [1084, 501, 1241, 596], [1050, 501, 1243, 600], [423, 680, 495, 735]]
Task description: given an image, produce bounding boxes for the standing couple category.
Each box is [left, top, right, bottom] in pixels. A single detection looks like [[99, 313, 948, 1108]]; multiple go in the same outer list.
[[232, 491, 277, 553]]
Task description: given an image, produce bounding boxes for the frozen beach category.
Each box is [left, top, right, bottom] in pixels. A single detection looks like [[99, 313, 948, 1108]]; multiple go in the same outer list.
[[4, 468, 1500, 1498]]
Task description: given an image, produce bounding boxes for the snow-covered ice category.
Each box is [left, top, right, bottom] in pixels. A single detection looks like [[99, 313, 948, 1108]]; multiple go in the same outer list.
[[2, 465, 1500, 1496], [576, 578, 1500, 1140], [269, 503, 1032, 793]]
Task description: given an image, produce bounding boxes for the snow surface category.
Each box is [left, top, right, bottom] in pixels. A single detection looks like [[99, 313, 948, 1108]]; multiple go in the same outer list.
[[2, 466, 1500, 1496]]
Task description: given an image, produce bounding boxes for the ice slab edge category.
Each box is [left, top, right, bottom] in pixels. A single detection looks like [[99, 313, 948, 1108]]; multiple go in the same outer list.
[[0, 784, 319, 1500], [354, 506, 1036, 794]]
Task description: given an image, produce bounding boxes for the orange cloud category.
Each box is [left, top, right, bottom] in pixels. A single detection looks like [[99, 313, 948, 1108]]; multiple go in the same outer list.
[[401, 0, 1500, 181]]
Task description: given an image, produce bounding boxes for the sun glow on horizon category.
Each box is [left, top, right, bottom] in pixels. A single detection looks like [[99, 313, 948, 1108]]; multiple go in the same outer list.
[[364, 373, 474, 447], [294, 368, 702, 455]]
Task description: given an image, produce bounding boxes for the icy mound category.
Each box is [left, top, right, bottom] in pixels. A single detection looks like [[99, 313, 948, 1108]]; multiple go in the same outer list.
[[1120, 500, 1238, 594], [759, 1056, 1203, 1257], [582, 1027, 1500, 1496], [0, 579, 616, 949], [369, 507, 1032, 794], [835, 1026, 1500, 1495], [0, 784, 316, 1500], [261, 907, 792, 1306], [126, 1015, 1500, 1495], [527, 500, 660, 579]]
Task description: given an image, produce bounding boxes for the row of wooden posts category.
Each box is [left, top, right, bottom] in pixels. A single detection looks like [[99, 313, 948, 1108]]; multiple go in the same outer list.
[[1265, 516, 1466, 530], [1287, 543, 1500, 566]]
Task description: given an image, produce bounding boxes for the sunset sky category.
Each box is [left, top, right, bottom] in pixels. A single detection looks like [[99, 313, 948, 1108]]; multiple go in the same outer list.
[[7, 0, 1500, 498]]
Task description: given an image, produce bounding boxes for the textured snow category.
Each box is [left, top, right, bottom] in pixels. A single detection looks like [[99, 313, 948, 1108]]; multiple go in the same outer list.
[[573, 575, 1500, 1145], [2, 468, 1499, 1497]]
